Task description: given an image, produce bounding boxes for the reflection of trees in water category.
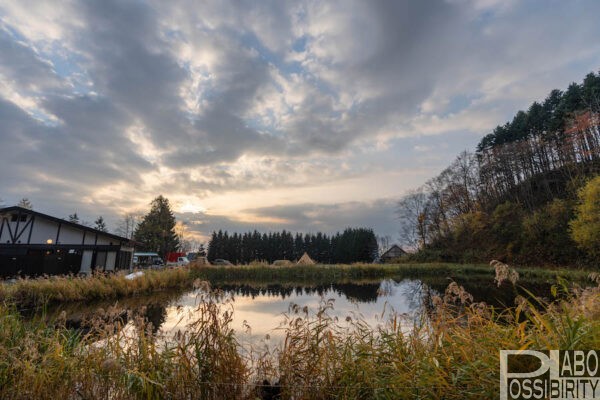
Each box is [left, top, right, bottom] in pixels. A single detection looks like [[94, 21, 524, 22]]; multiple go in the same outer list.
[[418, 277, 554, 308], [397, 279, 437, 312], [38, 290, 179, 335], [57, 302, 169, 335], [144, 303, 168, 334], [40, 277, 557, 336], [214, 283, 382, 303], [214, 277, 554, 310], [332, 283, 380, 303], [214, 280, 458, 308]]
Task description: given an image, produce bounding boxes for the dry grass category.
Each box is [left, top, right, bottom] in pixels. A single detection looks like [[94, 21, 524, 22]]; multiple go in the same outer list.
[[0, 262, 599, 399], [1, 262, 591, 310], [0, 268, 192, 308], [191, 262, 592, 286]]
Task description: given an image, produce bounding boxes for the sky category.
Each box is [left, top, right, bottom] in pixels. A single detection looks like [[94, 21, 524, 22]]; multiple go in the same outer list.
[[1, 0, 600, 244]]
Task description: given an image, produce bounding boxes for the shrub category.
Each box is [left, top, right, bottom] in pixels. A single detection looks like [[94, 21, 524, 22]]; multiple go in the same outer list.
[[570, 175, 600, 259]]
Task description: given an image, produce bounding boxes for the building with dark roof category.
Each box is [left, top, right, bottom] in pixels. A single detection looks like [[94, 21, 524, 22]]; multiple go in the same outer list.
[[379, 244, 406, 263], [0, 206, 135, 277]]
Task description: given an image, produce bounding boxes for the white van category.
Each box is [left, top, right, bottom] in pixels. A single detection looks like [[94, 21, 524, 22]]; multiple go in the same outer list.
[[133, 252, 164, 268], [167, 256, 190, 267]]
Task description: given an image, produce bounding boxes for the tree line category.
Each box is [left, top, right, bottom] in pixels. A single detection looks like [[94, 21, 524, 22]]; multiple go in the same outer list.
[[398, 70, 600, 265], [477, 72, 600, 208], [207, 228, 379, 264]]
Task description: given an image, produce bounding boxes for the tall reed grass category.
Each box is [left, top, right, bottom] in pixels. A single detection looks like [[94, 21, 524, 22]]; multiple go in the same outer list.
[[0, 267, 192, 308], [0, 291, 247, 399], [0, 262, 598, 399]]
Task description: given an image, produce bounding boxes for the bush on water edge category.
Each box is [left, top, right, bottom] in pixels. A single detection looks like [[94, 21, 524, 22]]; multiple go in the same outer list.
[[0, 264, 598, 399]]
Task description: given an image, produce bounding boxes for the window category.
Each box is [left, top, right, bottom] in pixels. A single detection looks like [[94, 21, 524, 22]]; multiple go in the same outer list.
[[20, 215, 26, 222], [11, 214, 17, 222]]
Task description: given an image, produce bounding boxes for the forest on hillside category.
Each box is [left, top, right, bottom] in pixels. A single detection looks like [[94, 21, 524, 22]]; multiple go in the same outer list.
[[398, 71, 600, 266], [207, 228, 378, 264]]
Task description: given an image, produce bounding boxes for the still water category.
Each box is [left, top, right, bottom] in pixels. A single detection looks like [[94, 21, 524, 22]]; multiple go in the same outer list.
[[159, 279, 427, 347], [48, 276, 555, 347]]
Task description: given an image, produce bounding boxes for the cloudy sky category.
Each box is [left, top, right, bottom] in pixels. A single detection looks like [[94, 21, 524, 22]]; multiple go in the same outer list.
[[1, 0, 599, 243]]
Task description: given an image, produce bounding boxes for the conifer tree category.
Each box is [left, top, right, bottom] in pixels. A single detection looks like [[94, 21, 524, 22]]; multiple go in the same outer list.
[[17, 198, 33, 209], [94, 216, 108, 232], [134, 196, 180, 258]]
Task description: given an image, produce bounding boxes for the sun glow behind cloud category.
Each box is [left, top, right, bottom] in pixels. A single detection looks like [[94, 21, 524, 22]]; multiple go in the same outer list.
[[1, 0, 599, 240]]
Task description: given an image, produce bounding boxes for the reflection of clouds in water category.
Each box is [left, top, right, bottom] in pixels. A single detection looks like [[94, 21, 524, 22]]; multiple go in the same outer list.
[[157, 279, 428, 348]]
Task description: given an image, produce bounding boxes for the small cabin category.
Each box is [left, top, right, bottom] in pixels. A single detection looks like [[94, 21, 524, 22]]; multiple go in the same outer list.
[[379, 244, 406, 263], [0, 206, 135, 277]]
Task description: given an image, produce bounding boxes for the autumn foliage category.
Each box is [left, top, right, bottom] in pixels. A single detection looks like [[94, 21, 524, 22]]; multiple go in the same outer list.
[[399, 71, 600, 265]]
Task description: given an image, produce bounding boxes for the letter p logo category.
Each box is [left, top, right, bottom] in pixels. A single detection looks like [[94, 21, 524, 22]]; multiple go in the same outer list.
[[500, 350, 554, 400]]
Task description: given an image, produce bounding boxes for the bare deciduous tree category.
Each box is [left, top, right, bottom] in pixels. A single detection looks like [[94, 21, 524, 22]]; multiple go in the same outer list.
[[376, 235, 392, 256], [115, 212, 141, 239], [397, 188, 429, 249]]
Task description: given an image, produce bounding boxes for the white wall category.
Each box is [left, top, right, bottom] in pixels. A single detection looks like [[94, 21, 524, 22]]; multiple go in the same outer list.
[[0, 213, 59, 245], [106, 252, 116, 271], [57, 225, 84, 244], [28, 218, 59, 244], [81, 250, 93, 275], [95, 235, 113, 245], [84, 232, 96, 245], [1, 212, 124, 247]]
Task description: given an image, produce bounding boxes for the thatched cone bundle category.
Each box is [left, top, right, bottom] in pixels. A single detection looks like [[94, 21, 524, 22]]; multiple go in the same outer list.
[[297, 252, 316, 265]]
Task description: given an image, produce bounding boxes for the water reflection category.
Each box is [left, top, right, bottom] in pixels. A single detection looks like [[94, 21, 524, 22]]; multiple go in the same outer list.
[[214, 282, 382, 303], [157, 279, 430, 348], [39, 276, 559, 348]]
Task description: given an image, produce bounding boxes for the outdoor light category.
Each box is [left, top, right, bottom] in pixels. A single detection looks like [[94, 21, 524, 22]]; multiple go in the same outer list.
[[46, 239, 53, 244]]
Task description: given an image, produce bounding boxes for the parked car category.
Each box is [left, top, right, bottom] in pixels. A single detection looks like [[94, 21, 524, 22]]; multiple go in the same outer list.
[[133, 252, 164, 268], [166, 252, 190, 267], [211, 259, 232, 266]]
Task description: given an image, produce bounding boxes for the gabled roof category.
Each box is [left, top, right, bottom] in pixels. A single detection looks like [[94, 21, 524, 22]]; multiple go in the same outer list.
[[0, 206, 132, 243], [297, 252, 316, 265], [380, 244, 406, 258]]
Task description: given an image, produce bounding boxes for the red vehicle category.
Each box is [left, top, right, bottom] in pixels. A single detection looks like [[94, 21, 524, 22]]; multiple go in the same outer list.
[[166, 252, 190, 266]]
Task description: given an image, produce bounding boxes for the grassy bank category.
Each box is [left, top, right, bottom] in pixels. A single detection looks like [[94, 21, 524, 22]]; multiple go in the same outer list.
[[191, 262, 593, 284], [0, 267, 598, 399], [0, 268, 193, 308], [0, 262, 594, 308]]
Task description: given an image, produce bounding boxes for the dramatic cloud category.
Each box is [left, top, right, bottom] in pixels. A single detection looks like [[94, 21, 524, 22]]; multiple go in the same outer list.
[[1, 0, 599, 242], [176, 199, 399, 242]]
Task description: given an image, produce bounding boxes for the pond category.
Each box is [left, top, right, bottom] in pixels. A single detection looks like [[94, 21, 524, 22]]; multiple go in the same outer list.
[[41, 274, 559, 348]]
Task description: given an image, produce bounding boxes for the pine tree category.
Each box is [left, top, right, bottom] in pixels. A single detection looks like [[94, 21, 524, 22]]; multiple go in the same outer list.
[[134, 196, 180, 259], [68, 213, 79, 223], [207, 232, 218, 261], [17, 198, 33, 209], [94, 216, 108, 232], [198, 243, 207, 257]]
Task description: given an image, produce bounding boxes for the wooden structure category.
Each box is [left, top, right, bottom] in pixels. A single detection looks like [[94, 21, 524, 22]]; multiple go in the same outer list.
[[297, 252, 316, 265], [379, 245, 406, 263], [0, 206, 135, 277]]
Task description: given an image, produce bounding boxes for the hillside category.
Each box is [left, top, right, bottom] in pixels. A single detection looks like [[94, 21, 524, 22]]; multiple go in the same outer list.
[[400, 70, 600, 266]]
